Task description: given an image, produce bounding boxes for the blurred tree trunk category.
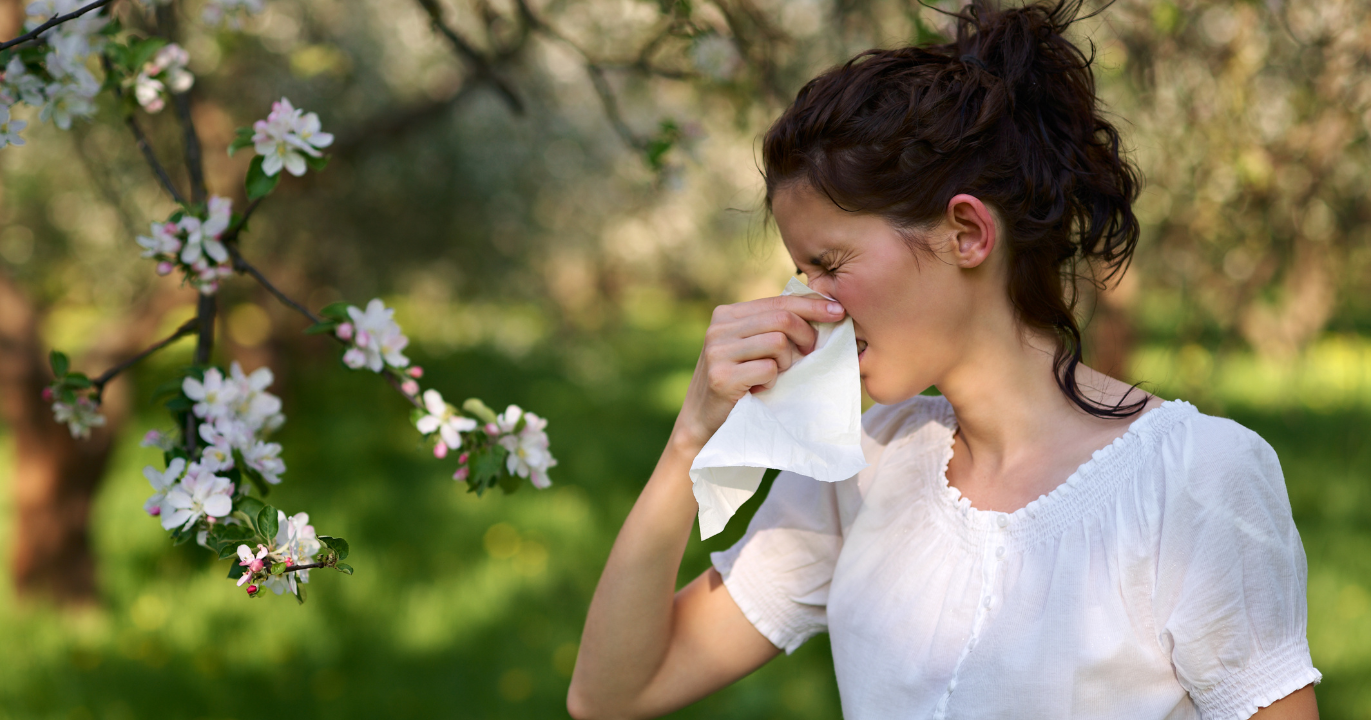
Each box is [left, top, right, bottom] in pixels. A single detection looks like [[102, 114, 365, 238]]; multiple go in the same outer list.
[[0, 275, 119, 604], [0, 0, 118, 605]]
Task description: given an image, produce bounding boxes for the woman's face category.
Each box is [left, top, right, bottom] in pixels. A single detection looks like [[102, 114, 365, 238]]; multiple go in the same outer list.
[[772, 184, 994, 405]]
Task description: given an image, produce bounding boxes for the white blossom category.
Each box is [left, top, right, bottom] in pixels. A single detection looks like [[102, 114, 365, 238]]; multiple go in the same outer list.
[[177, 204, 230, 266], [51, 397, 105, 438], [133, 74, 165, 113], [497, 406, 556, 489], [39, 77, 96, 130], [0, 106, 26, 148], [159, 464, 233, 531], [259, 510, 320, 595], [135, 221, 181, 258], [342, 347, 366, 369], [415, 389, 478, 450], [183, 368, 240, 422], [143, 457, 185, 516], [242, 439, 285, 484], [251, 97, 331, 177], [3, 58, 46, 106], [226, 361, 283, 433], [345, 298, 409, 372]]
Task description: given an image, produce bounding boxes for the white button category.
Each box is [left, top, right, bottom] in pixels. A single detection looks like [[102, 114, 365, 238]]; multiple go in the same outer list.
[[983, 596, 992, 608], [995, 546, 1005, 557], [996, 515, 1008, 528]]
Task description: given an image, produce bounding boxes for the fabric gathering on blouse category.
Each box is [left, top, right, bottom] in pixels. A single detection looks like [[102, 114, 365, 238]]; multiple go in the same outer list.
[[710, 396, 1321, 720]]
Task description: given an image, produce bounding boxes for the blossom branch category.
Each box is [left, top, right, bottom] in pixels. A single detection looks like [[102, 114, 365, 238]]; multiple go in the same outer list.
[[225, 241, 321, 325], [0, 0, 116, 51], [91, 316, 199, 399], [101, 54, 188, 205], [413, 0, 524, 115]]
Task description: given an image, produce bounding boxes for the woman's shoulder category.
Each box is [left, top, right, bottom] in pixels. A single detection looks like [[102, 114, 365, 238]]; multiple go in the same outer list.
[[860, 393, 955, 446], [1139, 400, 1289, 512]]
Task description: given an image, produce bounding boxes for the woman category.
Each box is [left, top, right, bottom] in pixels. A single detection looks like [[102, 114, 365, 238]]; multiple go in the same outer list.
[[568, 2, 1320, 718]]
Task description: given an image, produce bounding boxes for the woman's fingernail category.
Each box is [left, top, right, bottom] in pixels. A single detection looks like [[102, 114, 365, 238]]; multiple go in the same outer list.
[[827, 302, 844, 315]]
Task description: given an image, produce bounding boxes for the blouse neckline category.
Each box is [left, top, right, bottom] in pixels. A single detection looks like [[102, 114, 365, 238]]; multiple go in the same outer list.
[[928, 397, 1192, 541]]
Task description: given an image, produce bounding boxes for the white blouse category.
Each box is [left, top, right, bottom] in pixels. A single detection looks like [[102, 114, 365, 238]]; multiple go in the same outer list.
[[711, 396, 1320, 719]]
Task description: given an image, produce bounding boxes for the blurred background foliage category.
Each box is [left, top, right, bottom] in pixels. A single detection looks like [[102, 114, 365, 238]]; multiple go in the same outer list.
[[0, 0, 1369, 716]]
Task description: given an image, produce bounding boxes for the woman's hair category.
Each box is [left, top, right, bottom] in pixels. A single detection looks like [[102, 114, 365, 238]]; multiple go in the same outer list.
[[762, 0, 1146, 418]]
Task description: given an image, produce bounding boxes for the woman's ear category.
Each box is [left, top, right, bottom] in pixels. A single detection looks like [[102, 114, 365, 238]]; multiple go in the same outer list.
[[945, 194, 998, 269]]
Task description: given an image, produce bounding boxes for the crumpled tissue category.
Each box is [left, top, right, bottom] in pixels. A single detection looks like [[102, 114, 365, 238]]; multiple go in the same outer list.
[[689, 277, 868, 540]]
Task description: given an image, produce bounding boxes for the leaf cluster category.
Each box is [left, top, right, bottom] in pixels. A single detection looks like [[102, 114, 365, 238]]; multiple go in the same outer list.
[[47, 350, 92, 404]]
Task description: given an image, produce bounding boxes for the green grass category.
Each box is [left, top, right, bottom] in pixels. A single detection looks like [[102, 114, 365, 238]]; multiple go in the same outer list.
[[0, 331, 1366, 719]]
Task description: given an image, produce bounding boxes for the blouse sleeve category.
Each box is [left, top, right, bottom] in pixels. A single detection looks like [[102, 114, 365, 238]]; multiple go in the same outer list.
[[710, 469, 843, 655], [1152, 414, 1321, 720]]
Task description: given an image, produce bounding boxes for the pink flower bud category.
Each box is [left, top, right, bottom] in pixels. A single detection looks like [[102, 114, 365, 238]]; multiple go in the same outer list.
[[156, 261, 175, 276], [355, 330, 372, 349], [284, 558, 294, 567], [401, 380, 419, 396], [407, 366, 424, 378], [433, 441, 449, 459], [206, 515, 217, 525], [249, 559, 265, 573], [336, 322, 354, 341], [484, 423, 498, 436], [41, 387, 54, 402], [148, 505, 161, 516], [457, 452, 469, 465], [246, 584, 259, 595], [453, 466, 470, 481]]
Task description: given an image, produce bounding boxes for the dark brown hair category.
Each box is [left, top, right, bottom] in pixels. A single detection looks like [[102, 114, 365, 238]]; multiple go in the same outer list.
[[762, 0, 1146, 418]]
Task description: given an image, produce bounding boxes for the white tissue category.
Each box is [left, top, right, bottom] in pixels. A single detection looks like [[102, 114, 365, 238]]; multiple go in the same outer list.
[[689, 278, 868, 540]]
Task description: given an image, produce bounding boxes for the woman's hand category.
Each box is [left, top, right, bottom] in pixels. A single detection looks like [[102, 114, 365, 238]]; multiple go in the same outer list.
[[672, 295, 846, 450]]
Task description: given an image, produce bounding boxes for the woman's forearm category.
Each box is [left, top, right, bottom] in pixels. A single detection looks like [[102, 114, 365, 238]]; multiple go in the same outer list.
[[568, 431, 703, 719]]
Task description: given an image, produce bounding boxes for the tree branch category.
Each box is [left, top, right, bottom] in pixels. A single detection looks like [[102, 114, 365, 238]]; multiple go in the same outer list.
[[413, 0, 524, 115], [225, 241, 422, 409], [0, 0, 115, 51], [102, 53, 189, 205], [512, 0, 654, 151], [91, 316, 198, 399]]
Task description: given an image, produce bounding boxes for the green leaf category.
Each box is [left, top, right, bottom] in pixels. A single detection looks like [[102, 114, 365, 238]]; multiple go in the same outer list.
[[58, 386, 77, 405], [171, 527, 192, 546], [218, 544, 242, 560], [127, 36, 169, 73], [304, 153, 329, 172], [462, 398, 498, 425], [645, 120, 681, 171], [293, 581, 306, 605], [498, 471, 521, 495], [164, 396, 193, 412], [63, 372, 91, 389], [257, 505, 279, 541], [49, 351, 69, 378], [318, 302, 351, 321], [304, 321, 338, 335], [236, 496, 266, 524], [470, 445, 507, 490], [227, 561, 246, 579], [245, 156, 281, 201], [319, 536, 349, 561], [227, 127, 255, 157], [335, 563, 354, 575], [150, 377, 186, 404], [270, 562, 287, 575]]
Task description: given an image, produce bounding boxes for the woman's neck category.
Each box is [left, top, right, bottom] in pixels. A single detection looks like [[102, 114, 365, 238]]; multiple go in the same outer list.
[[935, 322, 1103, 476]]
